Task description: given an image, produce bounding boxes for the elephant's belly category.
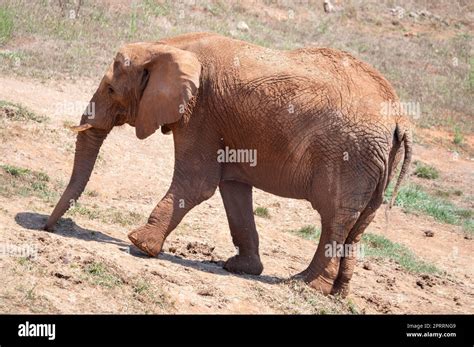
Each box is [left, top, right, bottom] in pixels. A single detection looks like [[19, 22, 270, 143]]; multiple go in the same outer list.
[[220, 159, 312, 200]]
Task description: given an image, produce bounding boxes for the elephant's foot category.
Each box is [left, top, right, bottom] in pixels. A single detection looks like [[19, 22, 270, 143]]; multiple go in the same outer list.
[[300, 266, 336, 295], [289, 268, 334, 295], [331, 282, 350, 298], [224, 254, 263, 275], [291, 267, 311, 280], [128, 224, 165, 257], [305, 275, 334, 295]]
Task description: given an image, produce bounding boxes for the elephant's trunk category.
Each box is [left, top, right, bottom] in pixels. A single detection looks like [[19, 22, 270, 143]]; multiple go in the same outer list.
[[44, 126, 108, 231]]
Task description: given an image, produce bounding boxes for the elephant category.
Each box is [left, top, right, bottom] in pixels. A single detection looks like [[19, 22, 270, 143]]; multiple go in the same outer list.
[[44, 32, 412, 297]]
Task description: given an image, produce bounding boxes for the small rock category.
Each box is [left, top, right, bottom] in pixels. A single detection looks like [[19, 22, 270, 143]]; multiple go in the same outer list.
[[168, 246, 177, 253], [464, 234, 472, 240], [416, 280, 424, 289], [323, 0, 334, 13], [60, 255, 70, 264], [237, 21, 249, 32], [390, 6, 405, 18], [362, 262, 372, 270], [418, 9, 431, 18], [53, 272, 71, 280], [409, 11, 419, 19], [198, 289, 213, 297], [423, 230, 435, 237]]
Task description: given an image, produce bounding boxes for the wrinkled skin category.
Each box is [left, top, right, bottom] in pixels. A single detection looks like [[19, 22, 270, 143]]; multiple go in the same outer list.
[[45, 32, 412, 297]]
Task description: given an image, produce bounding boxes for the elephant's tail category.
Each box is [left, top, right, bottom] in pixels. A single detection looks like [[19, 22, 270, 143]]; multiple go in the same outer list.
[[389, 124, 412, 209]]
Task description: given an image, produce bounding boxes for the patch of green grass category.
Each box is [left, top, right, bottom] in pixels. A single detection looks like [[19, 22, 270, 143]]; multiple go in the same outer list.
[[131, 277, 173, 310], [387, 184, 473, 234], [84, 261, 122, 288], [128, 1, 138, 38], [413, 161, 439, 180], [0, 100, 48, 123], [254, 206, 270, 219], [346, 298, 359, 314], [107, 209, 144, 226], [361, 233, 440, 274], [453, 126, 464, 145], [17, 256, 31, 266], [0, 164, 55, 200], [0, 50, 23, 62], [0, 6, 14, 45], [133, 280, 151, 295], [67, 203, 145, 227], [1, 164, 31, 177], [68, 204, 101, 221], [143, 0, 171, 17], [289, 225, 439, 274], [291, 225, 321, 241]]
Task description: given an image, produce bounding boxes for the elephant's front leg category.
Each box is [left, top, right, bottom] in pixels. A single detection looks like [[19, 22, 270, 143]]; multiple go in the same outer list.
[[128, 167, 220, 256], [219, 180, 263, 275]]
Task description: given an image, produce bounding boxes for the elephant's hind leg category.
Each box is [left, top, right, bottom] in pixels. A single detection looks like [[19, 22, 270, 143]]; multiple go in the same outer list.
[[219, 180, 263, 275], [303, 207, 361, 295], [330, 209, 376, 297], [332, 190, 384, 297]]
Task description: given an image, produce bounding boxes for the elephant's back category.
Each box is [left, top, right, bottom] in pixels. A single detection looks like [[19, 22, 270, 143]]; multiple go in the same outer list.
[[286, 47, 402, 126], [287, 47, 397, 100], [166, 33, 403, 129]]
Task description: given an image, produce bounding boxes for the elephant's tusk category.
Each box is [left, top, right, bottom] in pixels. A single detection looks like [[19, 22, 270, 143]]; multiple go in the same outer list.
[[70, 123, 93, 132]]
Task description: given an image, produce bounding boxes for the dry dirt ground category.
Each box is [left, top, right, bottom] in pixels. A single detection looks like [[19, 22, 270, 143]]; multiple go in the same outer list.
[[0, 76, 472, 314]]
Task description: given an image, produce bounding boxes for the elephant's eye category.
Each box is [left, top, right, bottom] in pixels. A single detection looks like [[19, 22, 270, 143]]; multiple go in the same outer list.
[[107, 85, 115, 95]]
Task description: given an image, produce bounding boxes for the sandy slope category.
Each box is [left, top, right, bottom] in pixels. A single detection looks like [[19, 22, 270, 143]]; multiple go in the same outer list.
[[0, 76, 472, 314]]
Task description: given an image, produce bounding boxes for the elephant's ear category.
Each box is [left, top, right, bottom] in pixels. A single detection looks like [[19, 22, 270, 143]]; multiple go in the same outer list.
[[135, 48, 201, 139]]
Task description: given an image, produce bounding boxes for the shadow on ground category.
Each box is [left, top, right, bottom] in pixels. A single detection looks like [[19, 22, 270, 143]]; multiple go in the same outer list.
[[15, 211, 283, 285], [126, 245, 283, 285], [15, 212, 129, 247]]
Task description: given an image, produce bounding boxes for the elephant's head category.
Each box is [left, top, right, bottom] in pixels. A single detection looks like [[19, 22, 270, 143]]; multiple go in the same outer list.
[[44, 43, 202, 230]]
